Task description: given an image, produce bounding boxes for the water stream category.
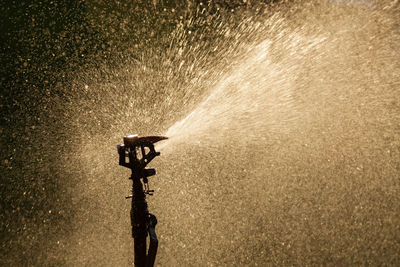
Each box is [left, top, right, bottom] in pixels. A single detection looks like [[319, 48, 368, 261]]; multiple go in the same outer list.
[[59, 1, 400, 266]]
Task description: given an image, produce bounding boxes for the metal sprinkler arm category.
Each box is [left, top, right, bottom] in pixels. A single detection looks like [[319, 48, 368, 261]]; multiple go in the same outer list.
[[117, 134, 167, 267]]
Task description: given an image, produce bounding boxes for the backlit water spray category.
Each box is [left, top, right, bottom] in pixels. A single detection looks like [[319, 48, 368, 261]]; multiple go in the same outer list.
[[3, 0, 399, 266], [63, 1, 400, 266]]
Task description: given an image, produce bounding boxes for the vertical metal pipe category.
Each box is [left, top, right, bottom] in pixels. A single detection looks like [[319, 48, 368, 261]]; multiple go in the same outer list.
[[131, 177, 148, 267]]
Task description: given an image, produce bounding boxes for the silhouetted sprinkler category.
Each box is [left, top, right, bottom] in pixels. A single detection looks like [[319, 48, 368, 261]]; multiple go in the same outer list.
[[117, 134, 168, 267]]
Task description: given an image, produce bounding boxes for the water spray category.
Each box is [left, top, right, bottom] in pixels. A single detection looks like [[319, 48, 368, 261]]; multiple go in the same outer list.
[[117, 134, 168, 267]]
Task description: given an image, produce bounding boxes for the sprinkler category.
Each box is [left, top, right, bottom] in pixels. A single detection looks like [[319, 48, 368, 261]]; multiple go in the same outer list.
[[117, 134, 168, 267]]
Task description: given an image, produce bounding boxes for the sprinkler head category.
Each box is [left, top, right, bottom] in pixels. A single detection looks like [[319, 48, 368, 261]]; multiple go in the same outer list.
[[117, 134, 168, 170]]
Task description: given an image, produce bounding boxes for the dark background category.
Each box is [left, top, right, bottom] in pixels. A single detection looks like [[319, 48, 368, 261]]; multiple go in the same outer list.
[[2, 1, 399, 266]]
